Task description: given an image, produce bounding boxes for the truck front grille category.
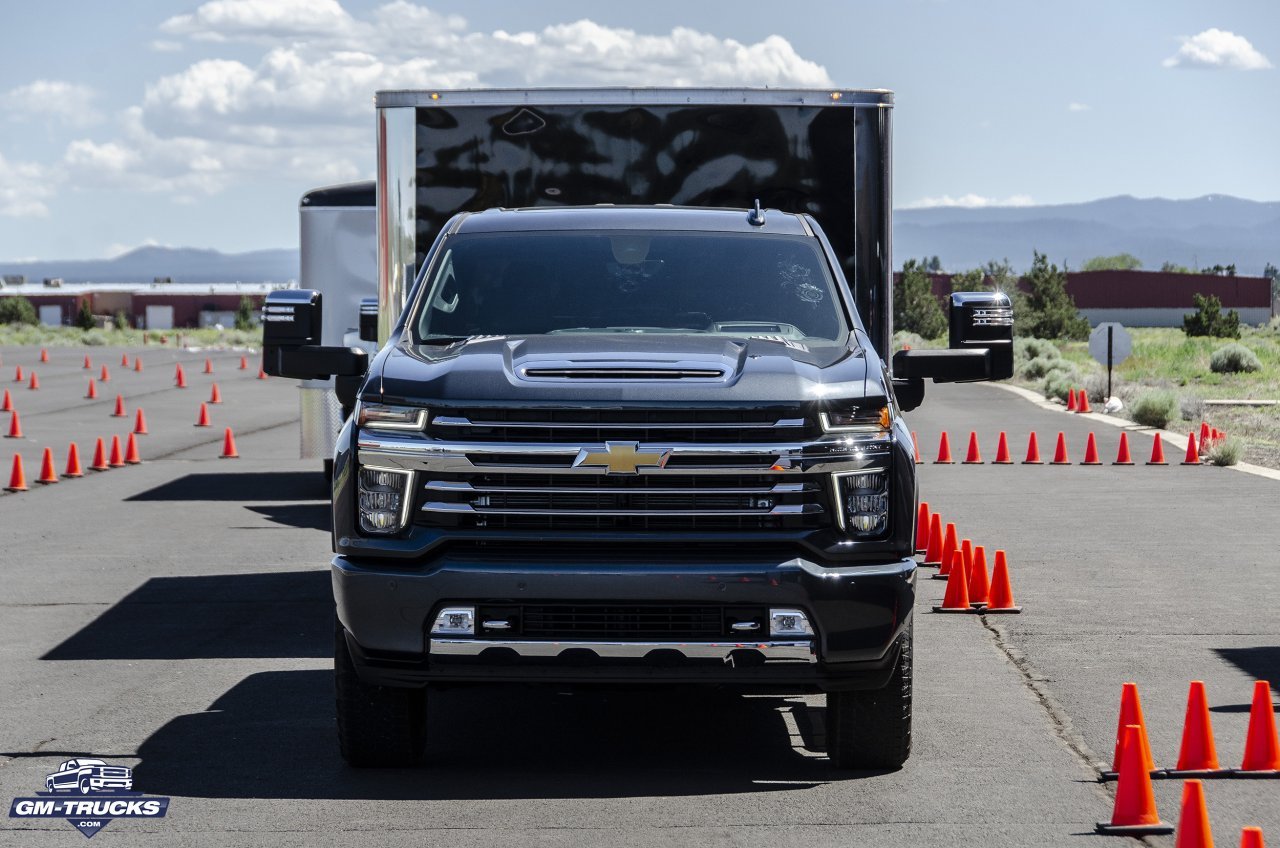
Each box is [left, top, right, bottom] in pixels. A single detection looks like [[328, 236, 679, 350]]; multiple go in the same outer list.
[[417, 472, 829, 531], [430, 407, 817, 444], [475, 603, 765, 640]]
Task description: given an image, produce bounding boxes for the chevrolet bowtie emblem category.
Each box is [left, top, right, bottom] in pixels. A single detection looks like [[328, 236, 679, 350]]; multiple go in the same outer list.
[[573, 441, 669, 475]]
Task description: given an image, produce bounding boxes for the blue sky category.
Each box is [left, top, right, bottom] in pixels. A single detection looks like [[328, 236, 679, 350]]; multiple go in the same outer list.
[[1, 0, 1276, 260]]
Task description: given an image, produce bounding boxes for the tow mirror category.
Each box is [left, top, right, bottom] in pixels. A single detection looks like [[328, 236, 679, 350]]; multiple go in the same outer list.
[[891, 291, 1013, 385], [262, 290, 368, 380], [358, 297, 379, 342]]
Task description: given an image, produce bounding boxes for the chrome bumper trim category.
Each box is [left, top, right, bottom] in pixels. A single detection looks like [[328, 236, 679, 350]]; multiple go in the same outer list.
[[429, 638, 816, 663]]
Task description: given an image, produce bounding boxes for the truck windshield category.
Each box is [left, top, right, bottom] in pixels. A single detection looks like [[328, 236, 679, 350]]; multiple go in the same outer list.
[[413, 231, 850, 343]]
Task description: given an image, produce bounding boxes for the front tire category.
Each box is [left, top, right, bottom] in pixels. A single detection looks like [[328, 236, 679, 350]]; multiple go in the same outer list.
[[78, 778, 91, 795], [335, 619, 427, 767], [826, 618, 912, 770]]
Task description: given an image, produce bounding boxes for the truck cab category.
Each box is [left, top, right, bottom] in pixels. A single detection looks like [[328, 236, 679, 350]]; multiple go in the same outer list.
[[263, 88, 1013, 770]]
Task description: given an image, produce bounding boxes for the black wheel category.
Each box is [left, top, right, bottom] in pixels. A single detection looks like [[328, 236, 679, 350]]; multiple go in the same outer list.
[[78, 777, 91, 794], [335, 618, 427, 767], [826, 618, 912, 770]]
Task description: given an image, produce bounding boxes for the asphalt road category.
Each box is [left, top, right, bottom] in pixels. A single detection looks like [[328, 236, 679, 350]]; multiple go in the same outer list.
[[0, 348, 1276, 847]]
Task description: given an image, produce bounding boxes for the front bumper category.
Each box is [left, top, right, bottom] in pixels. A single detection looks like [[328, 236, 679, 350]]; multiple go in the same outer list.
[[333, 552, 915, 693]]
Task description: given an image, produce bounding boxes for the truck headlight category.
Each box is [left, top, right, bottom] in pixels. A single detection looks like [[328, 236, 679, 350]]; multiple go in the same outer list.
[[832, 469, 889, 536], [358, 466, 413, 533], [820, 405, 890, 433], [357, 402, 427, 431]]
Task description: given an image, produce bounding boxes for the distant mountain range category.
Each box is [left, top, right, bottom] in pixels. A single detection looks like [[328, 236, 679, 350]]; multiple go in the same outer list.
[[0, 246, 298, 284], [2, 195, 1277, 282], [895, 194, 1280, 275]]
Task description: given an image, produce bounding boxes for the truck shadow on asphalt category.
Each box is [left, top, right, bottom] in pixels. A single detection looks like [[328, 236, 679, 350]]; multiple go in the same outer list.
[[132, 672, 868, 799], [1210, 647, 1280, 712], [126, 470, 332, 532], [41, 571, 332, 660]]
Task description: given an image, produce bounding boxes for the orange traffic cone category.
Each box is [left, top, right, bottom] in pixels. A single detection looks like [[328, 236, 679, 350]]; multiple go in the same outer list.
[[935, 522, 959, 579], [0, 389, 10, 412], [133, 408, 148, 435], [1239, 827, 1265, 848], [13, 365, 22, 382], [1096, 724, 1173, 835], [1114, 431, 1135, 465], [1078, 390, 1093, 414], [915, 502, 930, 554], [111, 394, 127, 418], [124, 433, 141, 464], [933, 550, 975, 613], [203, 357, 213, 374], [1051, 432, 1070, 465], [82, 355, 92, 370], [1168, 681, 1227, 776], [935, 432, 954, 464], [238, 355, 248, 370], [1149, 433, 1169, 465], [960, 538, 974, 575], [100, 364, 109, 383], [1082, 432, 1102, 465], [993, 431, 1013, 464], [922, 513, 944, 566], [175, 363, 187, 388], [6, 411, 22, 438], [1237, 680, 1280, 774], [133, 357, 143, 372], [1066, 388, 1078, 412], [36, 448, 58, 484], [27, 371, 39, 390], [39, 348, 48, 363], [962, 432, 982, 464], [220, 427, 239, 458], [911, 431, 922, 464], [64, 443, 83, 478], [210, 382, 222, 404], [90, 438, 109, 471], [5, 453, 27, 492], [1199, 422, 1212, 457], [108, 435, 125, 468], [1173, 780, 1215, 848], [195, 402, 211, 427], [968, 545, 990, 607], [1106, 682, 1158, 779], [121, 353, 129, 367], [1182, 433, 1200, 466], [86, 378, 98, 399], [257, 366, 267, 380], [985, 550, 1022, 613]]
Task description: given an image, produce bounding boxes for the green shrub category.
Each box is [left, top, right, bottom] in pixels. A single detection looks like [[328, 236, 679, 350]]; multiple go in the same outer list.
[[1015, 337, 1062, 362], [1019, 357, 1058, 379], [1180, 395, 1205, 422], [1207, 437, 1243, 466], [75, 299, 95, 331], [894, 259, 947, 339], [1017, 252, 1090, 340], [1184, 293, 1241, 338], [1042, 369, 1079, 402], [81, 329, 109, 346], [0, 296, 38, 325], [1208, 342, 1262, 373], [1129, 389, 1179, 428]]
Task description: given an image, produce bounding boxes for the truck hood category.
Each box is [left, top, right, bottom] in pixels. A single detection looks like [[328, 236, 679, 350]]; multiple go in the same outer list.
[[373, 333, 881, 405]]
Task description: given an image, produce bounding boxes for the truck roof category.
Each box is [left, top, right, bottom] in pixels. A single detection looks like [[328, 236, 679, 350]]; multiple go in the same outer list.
[[453, 206, 812, 236], [376, 87, 892, 109]]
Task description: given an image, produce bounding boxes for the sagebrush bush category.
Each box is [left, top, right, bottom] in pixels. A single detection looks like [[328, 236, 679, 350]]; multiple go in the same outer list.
[[1129, 389, 1179, 428], [1019, 357, 1059, 379], [1180, 395, 1205, 422], [1083, 372, 1111, 403], [1042, 370, 1079, 402], [1207, 437, 1243, 466], [1015, 338, 1062, 362], [1209, 342, 1262, 374]]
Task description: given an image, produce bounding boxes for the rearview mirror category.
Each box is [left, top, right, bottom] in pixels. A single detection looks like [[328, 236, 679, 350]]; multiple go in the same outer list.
[[891, 291, 1014, 386], [358, 297, 379, 342], [262, 289, 368, 380]]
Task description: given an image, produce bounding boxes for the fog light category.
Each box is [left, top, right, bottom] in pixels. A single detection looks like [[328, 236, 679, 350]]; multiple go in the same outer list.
[[358, 466, 412, 534], [431, 607, 475, 635], [833, 469, 889, 537], [769, 608, 814, 637]]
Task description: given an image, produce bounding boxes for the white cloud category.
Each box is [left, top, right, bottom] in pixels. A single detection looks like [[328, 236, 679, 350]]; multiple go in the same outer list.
[[3, 80, 102, 127], [150, 39, 184, 52], [1067, 102, 1090, 112], [905, 194, 1035, 209], [0, 152, 56, 217], [160, 0, 358, 41], [1163, 28, 1272, 70]]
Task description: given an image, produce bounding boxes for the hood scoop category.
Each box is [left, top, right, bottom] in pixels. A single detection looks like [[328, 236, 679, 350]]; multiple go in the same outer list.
[[522, 366, 725, 380], [505, 336, 748, 385]]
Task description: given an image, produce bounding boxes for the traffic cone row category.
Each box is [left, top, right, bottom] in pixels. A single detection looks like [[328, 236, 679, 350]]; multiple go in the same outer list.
[[924, 431, 1217, 467], [920, 504, 1021, 614], [1103, 680, 1280, 782]]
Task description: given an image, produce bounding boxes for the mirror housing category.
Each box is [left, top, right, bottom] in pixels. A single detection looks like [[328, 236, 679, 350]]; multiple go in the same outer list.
[[890, 291, 1014, 384], [262, 290, 369, 381], [358, 297, 379, 342]]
